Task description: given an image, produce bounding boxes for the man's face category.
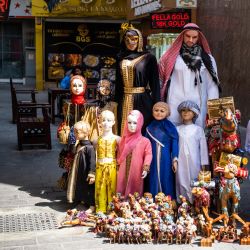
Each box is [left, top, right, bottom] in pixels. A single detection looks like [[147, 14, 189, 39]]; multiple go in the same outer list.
[[183, 30, 199, 47]]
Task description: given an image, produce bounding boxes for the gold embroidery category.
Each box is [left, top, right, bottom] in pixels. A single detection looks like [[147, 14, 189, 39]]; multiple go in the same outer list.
[[121, 54, 146, 134]]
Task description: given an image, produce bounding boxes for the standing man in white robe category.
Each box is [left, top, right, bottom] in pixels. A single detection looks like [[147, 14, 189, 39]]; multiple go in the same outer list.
[[159, 23, 221, 128]]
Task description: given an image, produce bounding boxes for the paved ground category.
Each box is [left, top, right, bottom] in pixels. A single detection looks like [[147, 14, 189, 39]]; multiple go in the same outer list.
[[0, 83, 249, 250]]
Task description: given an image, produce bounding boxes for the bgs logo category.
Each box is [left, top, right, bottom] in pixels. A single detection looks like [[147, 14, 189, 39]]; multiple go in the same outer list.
[[76, 24, 91, 43]]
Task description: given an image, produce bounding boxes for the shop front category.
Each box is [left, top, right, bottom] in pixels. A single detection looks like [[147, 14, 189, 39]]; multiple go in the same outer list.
[[127, 0, 197, 60], [32, 0, 127, 90], [0, 1, 34, 84]]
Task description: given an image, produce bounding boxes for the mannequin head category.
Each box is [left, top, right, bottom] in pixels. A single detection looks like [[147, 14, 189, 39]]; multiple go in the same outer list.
[[70, 75, 87, 104], [98, 79, 111, 96], [153, 102, 170, 121], [177, 100, 200, 124], [124, 30, 139, 51], [126, 110, 143, 134], [101, 110, 115, 132], [74, 121, 90, 140], [120, 23, 143, 52]]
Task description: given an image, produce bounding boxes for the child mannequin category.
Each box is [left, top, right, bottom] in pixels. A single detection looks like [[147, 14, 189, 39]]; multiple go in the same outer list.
[[117, 110, 152, 198], [67, 121, 96, 214], [176, 100, 209, 204], [70, 75, 87, 105], [145, 102, 179, 199], [95, 110, 120, 213]]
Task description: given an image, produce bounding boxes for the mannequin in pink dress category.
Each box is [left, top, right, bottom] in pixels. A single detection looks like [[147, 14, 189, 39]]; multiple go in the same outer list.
[[116, 110, 152, 198]]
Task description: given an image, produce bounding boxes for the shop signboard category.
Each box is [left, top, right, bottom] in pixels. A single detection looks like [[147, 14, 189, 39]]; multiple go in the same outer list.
[[151, 9, 191, 29], [45, 22, 121, 83], [130, 0, 162, 17], [32, 0, 126, 18], [0, 0, 10, 20], [9, 0, 32, 17], [176, 0, 197, 8]]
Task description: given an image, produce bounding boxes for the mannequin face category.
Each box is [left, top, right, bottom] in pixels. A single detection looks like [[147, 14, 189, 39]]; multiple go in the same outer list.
[[153, 106, 170, 120], [127, 114, 138, 133], [74, 127, 88, 140], [181, 109, 195, 123], [99, 80, 111, 96], [101, 112, 115, 131], [71, 78, 85, 95], [124, 32, 139, 51], [183, 30, 199, 48]]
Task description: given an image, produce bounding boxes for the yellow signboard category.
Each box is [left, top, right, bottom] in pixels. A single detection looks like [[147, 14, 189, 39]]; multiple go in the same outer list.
[[32, 0, 127, 18]]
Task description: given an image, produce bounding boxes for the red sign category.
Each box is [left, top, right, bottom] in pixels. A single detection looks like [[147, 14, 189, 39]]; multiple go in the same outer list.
[[151, 10, 191, 29], [0, 0, 10, 20]]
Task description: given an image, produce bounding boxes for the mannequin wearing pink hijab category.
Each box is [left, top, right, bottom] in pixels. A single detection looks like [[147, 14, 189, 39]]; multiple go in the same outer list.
[[158, 23, 220, 128], [117, 110, 152, 198]]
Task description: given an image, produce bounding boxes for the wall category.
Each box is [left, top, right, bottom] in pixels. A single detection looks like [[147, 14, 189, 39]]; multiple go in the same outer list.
[[197, 0, 250, 126]]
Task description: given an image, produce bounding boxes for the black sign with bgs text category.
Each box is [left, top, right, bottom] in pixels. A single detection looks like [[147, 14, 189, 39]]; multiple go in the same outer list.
[[45, 22, 121, 83], [151, 10, 191, 29]]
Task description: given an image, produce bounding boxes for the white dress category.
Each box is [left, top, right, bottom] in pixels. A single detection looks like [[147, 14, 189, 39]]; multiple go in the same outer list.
[[176, 124, 209, 203], [167, 55, 219, 128]]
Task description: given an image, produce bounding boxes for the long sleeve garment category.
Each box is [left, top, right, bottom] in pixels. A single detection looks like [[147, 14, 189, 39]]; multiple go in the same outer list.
[[145, 119, 179, 199], [115, 52, 160, 134], [176, 124, 209, 203], [67, 140, 96, 205], [116, 136, 152, 198], [167, 55, 219, 128]]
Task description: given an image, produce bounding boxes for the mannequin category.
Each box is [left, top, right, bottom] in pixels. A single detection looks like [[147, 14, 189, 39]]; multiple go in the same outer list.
[[115, 23, 160, 135], [81, 79, 118, 141], [95, 110, 120, 213], [176, 100, 209, 203], [67, 121, 95, 213], [117, 110, 152, 198], [70, 75, 87, 105], [145, 102, 179, 199]]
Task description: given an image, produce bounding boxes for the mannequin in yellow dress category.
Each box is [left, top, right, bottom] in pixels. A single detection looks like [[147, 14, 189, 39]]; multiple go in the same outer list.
[[95, 110, 120, 213]]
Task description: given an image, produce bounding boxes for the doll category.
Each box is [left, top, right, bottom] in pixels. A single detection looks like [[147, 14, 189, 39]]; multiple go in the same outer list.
[[117, 110, 152, 198], [67, 121, 96, 214], [70, 75, 87, 105], [245, 120, 250, 153], [145, 102, 179, 199], [95, 110, 120, 213], [176, 100, 209, 203], [81, 79, 118, 141]]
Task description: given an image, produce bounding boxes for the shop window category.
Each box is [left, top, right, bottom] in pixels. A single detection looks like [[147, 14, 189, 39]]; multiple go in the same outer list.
[[147, 33, 179, 61], [0, 22, 24, 78]]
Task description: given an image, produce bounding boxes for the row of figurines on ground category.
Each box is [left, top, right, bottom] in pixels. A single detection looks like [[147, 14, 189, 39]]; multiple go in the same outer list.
[[57, 98, 248, 218], [60, 191, 250, 245]]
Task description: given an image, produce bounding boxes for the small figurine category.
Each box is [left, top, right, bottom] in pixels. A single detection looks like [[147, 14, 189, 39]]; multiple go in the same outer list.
[[67, 121, 95, 214], [70, 75, 87, 104], [95, 110, 120, 213], [117, 110, 152, 198], [176, 100, 209, 203], [145, 102, 179, 198]]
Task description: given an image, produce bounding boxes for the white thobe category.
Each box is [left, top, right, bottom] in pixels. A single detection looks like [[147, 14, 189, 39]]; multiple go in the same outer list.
[[167, 55, 219, 128], [176, 124, 209, 203]]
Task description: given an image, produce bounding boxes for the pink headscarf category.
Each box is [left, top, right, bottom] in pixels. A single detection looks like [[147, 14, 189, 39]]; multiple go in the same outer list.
[[117, 110, 144, 165], [159, 23, 211, 100]]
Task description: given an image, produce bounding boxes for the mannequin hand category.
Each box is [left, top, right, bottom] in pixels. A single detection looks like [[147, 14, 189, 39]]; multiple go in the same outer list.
[[141, 171, 148, 179], [86, 176, 95, 184], [172, 160, 178, 173]]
